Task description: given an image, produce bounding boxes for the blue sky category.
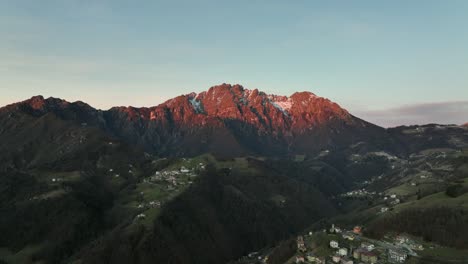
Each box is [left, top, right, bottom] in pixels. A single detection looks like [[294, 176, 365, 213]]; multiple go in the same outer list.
[[1, 0, 467, 126]]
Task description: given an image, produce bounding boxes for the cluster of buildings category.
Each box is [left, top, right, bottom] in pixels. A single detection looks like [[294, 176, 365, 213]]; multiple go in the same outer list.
[[394, 235, 424, 252], [136, 213, 146, 219], [293, 225, 418, 264], [294, 225, 366, 264], [328, 240, 409, 264], [382, 194, 401, 206], [329, 224, 362, 237], [137, 200, 161, 210], [133, 162, 207, 222], [144, 164, 204, 188], [340, 189, 376, 198]]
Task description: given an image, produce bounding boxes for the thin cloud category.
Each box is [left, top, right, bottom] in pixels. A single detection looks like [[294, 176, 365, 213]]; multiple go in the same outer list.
[[355, 101, 468, 127]]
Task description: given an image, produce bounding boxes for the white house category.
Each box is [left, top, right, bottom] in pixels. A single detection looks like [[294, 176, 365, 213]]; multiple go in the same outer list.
[[330, 240, 339, 248], [295, 256, 305, 263], [340, 257, 354, 264], [136, 213, 146, 219], [338, 248, 348, 256], [361, 242, 375, 251], [395, 235, 409, 244], [388, 248, 407, 263]]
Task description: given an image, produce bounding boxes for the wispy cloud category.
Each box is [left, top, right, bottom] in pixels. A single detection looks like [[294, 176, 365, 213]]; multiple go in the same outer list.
[[354, 101, 468, 127]]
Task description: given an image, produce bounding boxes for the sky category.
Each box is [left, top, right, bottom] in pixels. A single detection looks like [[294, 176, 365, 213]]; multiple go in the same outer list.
[[1, 0, 467, 127]]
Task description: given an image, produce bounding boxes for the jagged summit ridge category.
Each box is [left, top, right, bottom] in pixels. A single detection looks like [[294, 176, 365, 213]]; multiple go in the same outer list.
[[1, 83, 382, 156], [146, 83, 353, 130], [180, 83, 326, 115]]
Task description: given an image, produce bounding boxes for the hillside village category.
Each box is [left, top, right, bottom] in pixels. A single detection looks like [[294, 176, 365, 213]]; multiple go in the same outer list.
[[129, 159, 206, 225], [285, 224, 424, 264], [234, 145, 468, 264], [236, 224, 436, 264]]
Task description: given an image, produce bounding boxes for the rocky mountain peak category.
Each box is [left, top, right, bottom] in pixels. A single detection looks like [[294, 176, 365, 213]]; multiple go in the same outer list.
[[28, 95, 47, 110], [1, 84, 380, 156]]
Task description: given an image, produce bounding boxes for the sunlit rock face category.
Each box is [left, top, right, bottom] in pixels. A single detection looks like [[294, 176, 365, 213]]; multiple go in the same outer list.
[[2, 83, 386, 157]]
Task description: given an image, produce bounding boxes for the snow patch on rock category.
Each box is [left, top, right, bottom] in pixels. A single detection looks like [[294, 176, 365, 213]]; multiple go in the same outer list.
[[276, 100, 292, 111], [268, 95, 293, 113], [188, 94, 204, 113]]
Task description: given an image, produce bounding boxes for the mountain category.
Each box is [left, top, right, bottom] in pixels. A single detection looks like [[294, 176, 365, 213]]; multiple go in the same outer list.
[[106, 83, 393, 156], [0, 84, 392, 160], [2, 84, 468, 264]]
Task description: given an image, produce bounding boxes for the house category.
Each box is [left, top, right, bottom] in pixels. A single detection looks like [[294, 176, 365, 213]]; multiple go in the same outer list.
[[315, 257, 325, 264], [353, 226, 362, 235], [340, 256, 354, 264], [295, 256, 305, 263], [247, 252, 258, 258], [360, 251, 377, 263], [330, 224, 342, 233], [338, 248, 348, 256], [388, 248, 407, 263], [306, 252, 316, 262], [360, 242, 375, 251], [390, 194, 397, 199], [395, 235, 409, 244], [352, 248, 362, 259], [297, 236, 307, 252], [136, 213, 146, 219], [149, 200, 161, 208], [342, 232, 355, 241], [409, 243, 424, 251], [380, 207, 389, 213], [332, 255, 341, 263], [180, 166, 190, 173], [330, 240, 339, 248]]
